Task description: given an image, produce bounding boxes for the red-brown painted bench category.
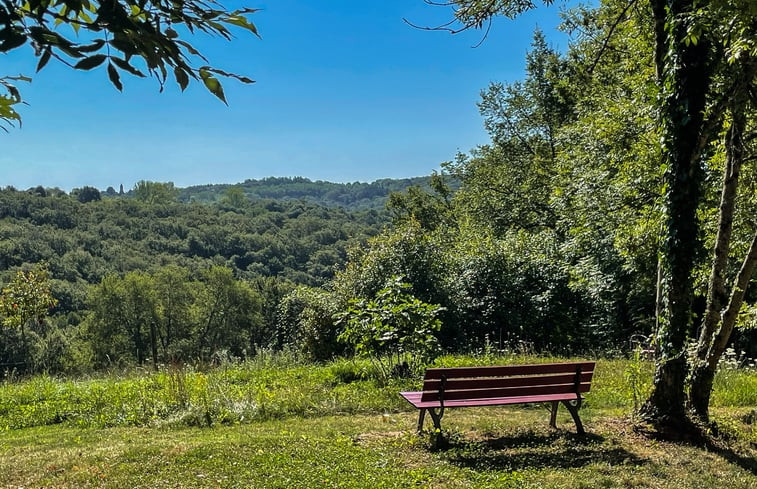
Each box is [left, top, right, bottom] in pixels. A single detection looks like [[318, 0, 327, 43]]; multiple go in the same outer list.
[[400, 361, 595, 435]]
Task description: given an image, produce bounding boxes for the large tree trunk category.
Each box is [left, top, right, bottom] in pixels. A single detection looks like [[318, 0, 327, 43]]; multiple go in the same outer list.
[[640, 0, 712, 427], [688, 104, 741, 420]]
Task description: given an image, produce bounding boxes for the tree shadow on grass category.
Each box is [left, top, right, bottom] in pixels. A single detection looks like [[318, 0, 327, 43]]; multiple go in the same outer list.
[[635, 418, 757, 477], [438, 430, 647, 473], [708, 443, 757, 476]]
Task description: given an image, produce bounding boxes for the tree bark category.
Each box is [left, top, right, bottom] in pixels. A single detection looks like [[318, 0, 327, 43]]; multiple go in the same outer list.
[[688, 105, 743, 419], [695, 114, 742, 360], [640, 0, 713, 426], [690, 231, 757, 418], [150, 321, 159, 370], [688, 54, 756, 420]]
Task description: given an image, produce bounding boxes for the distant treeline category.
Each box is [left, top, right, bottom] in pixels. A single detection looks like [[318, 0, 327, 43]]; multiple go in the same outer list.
[[178, 176, 457, 210]]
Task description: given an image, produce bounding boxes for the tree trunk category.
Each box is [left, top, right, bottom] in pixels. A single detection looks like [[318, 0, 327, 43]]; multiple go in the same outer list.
[[695, 112, 742, 361], [133, 322, 145, 366], [688, 55, 755, 421], [640, 0, 712, 427], [690, 231, 757, 418], [150, 321, 159, 370]]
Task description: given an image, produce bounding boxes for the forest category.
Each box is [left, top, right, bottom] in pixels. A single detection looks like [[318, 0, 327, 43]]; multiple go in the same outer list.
[[0, 180, 395, 371], [1, 1, 755, 427]]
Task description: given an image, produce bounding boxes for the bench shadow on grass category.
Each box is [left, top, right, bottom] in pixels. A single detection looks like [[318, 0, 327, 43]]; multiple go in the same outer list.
[[439, 430, 646, 472]]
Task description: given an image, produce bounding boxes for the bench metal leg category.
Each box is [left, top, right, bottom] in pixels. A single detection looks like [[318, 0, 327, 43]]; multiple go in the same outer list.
[[416, 406, 445, 433], [427, 407, 443, 432], [549, 401, 559, 429], [561, 400, 585, 435], [417, 409, 426, 433]]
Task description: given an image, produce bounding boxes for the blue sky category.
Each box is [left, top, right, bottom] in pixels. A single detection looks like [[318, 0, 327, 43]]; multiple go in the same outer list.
[[1, 0, 572, 191]]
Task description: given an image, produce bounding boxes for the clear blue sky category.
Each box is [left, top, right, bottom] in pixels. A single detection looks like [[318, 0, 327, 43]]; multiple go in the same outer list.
[[1, 0, 572, 191]]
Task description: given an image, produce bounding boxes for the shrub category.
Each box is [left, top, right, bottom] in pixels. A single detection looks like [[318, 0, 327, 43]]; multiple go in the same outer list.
[[336, 276, 443, 380]]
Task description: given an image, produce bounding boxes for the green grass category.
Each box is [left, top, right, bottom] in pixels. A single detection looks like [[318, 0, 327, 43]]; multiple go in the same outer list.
[[1, 354, 755, 431], [0, 356, 412, 430], [1, 409, 754, 488], [1, 354, 755, 488]]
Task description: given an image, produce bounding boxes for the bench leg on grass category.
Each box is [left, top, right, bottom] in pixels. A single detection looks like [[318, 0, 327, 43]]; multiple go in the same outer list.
[[416, 408, 444, 433], [417, 409, 426, 433], [561, 400, 585, 435], [549, 401, 559, 429], [427, 408, 443, 431]]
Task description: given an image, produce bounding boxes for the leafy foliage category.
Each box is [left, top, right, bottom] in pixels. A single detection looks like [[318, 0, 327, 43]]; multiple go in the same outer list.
[[180, 176, 450, 210], [336, 276, 443, 379], [133, 180, 178, 205], [0, 0, 260, 125], [0, 263, 59, 371], [0, 182, 385, 293], [86, 265, 265, 367], [0, 263, 57, 331], [277, 285, 346, 361], [0, 178, 397, 372], [0, 74, 29, 130]]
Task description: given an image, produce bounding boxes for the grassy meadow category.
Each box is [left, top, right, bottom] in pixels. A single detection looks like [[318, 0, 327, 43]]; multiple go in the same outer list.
[[1, 354, 756, 488]]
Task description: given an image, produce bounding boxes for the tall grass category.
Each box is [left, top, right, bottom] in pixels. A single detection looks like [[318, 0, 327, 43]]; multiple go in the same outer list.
[[0, 355, 411, 430], [1, 353, 755, 431]]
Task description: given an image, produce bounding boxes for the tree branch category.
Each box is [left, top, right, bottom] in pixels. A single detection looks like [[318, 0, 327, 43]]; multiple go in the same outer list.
[[588, 0, 638, 75]]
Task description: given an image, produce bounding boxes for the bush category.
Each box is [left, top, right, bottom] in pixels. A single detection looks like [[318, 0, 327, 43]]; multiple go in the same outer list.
[[336, 276, 443, 380], [445, 230, 592, 352], [278, 286, 346, 361]]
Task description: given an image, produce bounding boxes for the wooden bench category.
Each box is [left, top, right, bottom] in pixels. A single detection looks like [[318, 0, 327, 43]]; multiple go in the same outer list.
[[400, 361, 595, 435]]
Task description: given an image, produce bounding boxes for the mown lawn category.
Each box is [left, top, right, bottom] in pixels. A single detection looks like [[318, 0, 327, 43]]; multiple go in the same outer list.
[[1, 356, 755, 488], [1, 408, 755, 488]]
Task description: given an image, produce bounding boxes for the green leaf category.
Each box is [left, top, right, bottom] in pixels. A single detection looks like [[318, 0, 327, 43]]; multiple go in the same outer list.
[[36, 49, 52, 72], [5, 75, 31, 83], [200, 70, 227, 104], [109, 38, 137, 58], [174, 67, 189, 91], [0, 31, 27, 51], [77, 39, 106, 53], [107, 63, 123, 91], [176, 40, 208, 62], [111, 57, 146, 77], [74, 54, 107, 71], [224, 15, 261, 38], [204, 67, 255, 84]]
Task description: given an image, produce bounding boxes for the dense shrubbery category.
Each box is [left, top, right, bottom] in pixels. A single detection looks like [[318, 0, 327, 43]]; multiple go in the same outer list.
[[336, 277, 443, 379]]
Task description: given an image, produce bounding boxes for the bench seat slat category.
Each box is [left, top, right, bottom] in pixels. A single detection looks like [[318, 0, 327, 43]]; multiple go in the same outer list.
[[423, 362, 595, 379], [400, 390, 583, 409]]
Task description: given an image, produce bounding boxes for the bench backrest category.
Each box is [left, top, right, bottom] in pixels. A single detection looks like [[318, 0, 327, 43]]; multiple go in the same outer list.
[[419, 361, 596, 402]]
